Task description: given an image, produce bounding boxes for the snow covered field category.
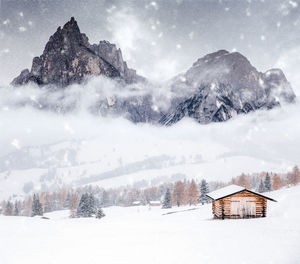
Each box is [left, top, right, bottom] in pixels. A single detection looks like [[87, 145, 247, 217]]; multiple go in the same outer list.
[[1, 186, 300, 264]]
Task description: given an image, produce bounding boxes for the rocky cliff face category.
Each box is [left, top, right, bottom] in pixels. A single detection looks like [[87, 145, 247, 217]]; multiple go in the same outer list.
[[11, 18, 296, 125], [159, 50, 295, 125], [12, 17, 143, 87]]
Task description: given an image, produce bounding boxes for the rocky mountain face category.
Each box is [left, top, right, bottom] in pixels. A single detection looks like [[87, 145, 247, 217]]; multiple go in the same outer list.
[[11, 18, 296, 125], [12, 17, 143, 87], [159, 50, 295, 125]]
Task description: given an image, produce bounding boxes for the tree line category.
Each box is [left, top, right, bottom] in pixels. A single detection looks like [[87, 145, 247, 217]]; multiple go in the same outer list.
[[1, 165, 299, 217]]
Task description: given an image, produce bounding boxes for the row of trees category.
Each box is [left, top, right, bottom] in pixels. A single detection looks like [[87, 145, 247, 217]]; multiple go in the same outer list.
[[162, 179, 210, 209], [230, 166, 300, 192], [1, 166, 299, 216], [2, 192, 106, 219]]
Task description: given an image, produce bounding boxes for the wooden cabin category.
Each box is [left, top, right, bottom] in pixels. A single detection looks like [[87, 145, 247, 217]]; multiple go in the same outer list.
[[206, 185, 277, 219]]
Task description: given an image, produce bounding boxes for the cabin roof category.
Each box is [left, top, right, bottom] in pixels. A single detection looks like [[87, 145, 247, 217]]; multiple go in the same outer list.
[[206, 184, 277, 202]]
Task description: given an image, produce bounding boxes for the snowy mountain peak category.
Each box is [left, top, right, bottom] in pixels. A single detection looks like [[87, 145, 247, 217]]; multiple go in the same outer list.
[[159, 50, 295, 125], [11, 17, 142, 87]]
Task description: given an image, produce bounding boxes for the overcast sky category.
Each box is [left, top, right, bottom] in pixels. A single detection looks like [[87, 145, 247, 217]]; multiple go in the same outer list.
[[0, 0, 300, 93]]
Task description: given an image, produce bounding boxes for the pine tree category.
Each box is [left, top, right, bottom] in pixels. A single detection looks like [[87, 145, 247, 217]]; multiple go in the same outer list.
[[198, 179, 210, 205], [14, 201, 19, 216], [77, 193, 88, 217], [87, 193, 96, 216], [63, 192, 71, 209], [162, 188, 172, 209], [31, 194, 43, 217], [95, 208, 105, 219], [258, 179, 265, 193], [264, 173, 272, 192], [77, 193, 96, 217]]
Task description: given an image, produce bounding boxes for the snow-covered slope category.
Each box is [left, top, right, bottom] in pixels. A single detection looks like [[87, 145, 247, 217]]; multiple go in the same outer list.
[[1, 100, 300, 200], [0, 185, 299, 264]]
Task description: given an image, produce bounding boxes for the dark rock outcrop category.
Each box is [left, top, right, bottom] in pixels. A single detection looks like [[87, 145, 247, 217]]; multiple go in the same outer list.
[[159, 50, 295, 125], [12, 17, 143, 87]]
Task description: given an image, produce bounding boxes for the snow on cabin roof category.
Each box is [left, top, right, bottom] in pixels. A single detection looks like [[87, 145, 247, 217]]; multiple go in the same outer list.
[[149, 201, 161, 204], [206, 184, 246, 200], [206, 184, 277, 202]]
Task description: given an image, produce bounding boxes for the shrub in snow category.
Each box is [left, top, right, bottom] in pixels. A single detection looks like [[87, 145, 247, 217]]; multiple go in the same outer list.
[[95, 208, 105, 219]]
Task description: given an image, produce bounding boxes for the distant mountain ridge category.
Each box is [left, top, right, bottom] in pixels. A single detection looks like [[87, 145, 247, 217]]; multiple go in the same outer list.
[[11, 18, 296, 125]]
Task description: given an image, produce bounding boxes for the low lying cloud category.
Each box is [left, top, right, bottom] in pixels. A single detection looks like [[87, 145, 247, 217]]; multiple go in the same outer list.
[[0, 77, 299, 168]]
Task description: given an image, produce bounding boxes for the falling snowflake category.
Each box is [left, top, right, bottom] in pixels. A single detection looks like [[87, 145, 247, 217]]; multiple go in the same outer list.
[[19, 26, 27, 32], [106, 5, 116, 13], [1, 48, 10, 54], [3, 19, 10, 25], [145, 1, 158, 10], [176, 44, 181, 50], [188, 31, 194, 40], [289, 1, 298, 8], [64, 123, 75, 134], [210, 83, 216, 91], [246, 8, 251, 16], [11, 139, 21, 149], [179, 76, 186, 82]]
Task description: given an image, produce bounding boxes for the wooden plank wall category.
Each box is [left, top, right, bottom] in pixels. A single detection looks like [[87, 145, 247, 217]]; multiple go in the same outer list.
[[212, 190, 268, 219]]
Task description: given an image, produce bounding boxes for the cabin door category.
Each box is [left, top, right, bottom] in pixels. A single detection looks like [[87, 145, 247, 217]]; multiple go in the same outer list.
[[230, 197, 256, 218]]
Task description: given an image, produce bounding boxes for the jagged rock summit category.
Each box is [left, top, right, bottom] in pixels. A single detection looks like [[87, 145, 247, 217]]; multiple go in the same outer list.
[[159, 50, 295, 125], [12, 17, 143, 87], [11, 18, 296, 125]]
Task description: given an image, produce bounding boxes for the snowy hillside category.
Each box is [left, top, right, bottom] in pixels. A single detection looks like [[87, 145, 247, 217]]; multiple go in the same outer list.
[[1, 99, 300, 200], [0, 185, 299, 264]]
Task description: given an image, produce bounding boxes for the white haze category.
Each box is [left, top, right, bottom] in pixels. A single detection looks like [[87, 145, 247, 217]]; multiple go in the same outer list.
[[0, 76, 299, 170]]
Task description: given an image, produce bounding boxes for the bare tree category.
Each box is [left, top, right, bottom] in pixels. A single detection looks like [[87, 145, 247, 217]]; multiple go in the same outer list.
[[187, 180, 199, 206], [172, 181, 185, 207]]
